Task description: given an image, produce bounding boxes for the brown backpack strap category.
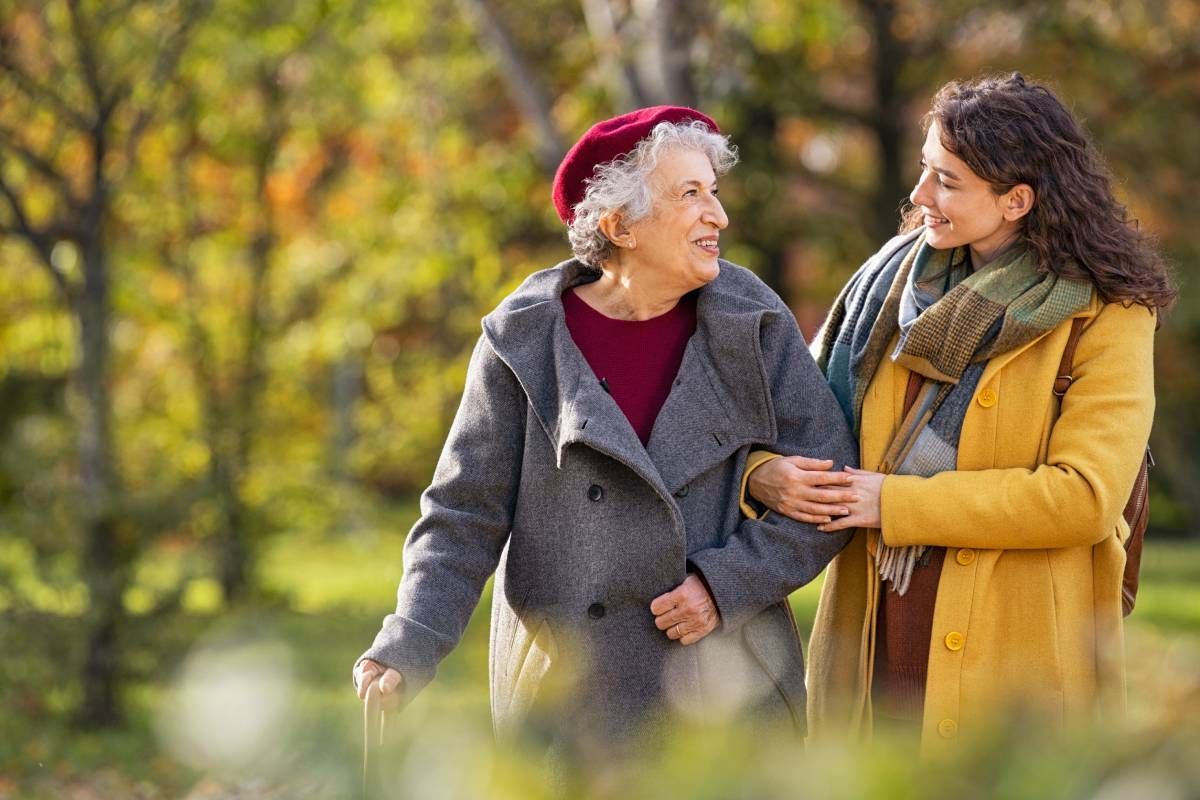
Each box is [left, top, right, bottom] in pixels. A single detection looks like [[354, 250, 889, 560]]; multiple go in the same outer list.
[[1121, 449, 1152, 615], [1054, 318, 1087, 397], [1054, 315, 1153, 617]]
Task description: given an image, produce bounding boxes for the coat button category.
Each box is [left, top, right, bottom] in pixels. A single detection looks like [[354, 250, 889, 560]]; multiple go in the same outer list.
[[587, 602, 605, 619], [955, 549, 976, 566], [937, 718, 958, 738], [674, 484, 690, 498], [977, 387, 998, 408], [587, 484, 603, 502], [944, 631, 965, 651]]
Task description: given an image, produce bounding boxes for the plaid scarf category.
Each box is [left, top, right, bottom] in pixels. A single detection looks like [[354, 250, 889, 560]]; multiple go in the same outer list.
[[816, 230, 1093, 593]]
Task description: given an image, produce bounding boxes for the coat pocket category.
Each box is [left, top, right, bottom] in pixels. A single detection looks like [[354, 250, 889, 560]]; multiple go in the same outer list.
[[494, 611, 559, 736], [742, 600, 808, 732]]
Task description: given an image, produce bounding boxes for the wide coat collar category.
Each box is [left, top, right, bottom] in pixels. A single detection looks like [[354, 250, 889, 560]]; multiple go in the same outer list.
[[482, 259, 780, 496]]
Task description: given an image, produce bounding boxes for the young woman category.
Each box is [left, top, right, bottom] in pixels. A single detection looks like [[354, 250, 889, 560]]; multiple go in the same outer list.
[[745, 73, 1175, 754]]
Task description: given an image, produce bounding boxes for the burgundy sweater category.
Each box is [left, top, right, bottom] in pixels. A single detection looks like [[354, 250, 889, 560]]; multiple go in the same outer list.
[[562, 288, 697, 445], [872, 371, 945, 724]]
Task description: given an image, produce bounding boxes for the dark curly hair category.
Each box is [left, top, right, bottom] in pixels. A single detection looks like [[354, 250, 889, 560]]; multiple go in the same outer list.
[[901, 72, 1176, 313]]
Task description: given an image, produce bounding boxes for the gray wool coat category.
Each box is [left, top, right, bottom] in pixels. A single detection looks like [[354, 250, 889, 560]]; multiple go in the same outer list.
[[359, 258, 857, 746]]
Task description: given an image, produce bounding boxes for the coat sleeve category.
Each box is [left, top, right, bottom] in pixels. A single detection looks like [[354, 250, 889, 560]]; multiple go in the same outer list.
[[687, 301, 859, 631], [880, 301, 1156, 550], [356, 334, 525, 696]]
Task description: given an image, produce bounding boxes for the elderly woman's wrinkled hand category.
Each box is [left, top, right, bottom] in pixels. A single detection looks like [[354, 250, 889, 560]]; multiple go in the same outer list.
[[355, 658, 404, 703], [650, 573, 720, 645], [749, 455, 857, 524]]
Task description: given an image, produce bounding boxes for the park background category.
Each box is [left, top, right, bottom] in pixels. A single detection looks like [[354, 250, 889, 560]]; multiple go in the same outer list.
[[1, 0, 1198, 797]]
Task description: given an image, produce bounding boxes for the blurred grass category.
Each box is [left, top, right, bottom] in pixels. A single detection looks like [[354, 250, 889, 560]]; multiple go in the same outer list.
[[3, 524, 1200, 798], [1131, 541, 1200, 632]]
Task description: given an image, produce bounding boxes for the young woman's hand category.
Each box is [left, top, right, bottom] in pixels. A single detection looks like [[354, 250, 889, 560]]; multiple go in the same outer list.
[[748, 455, 857, 524], [818, 467, 884, 532]]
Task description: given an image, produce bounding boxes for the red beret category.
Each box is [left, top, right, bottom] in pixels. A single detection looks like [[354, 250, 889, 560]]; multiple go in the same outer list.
[[552, 105, 720, 224]]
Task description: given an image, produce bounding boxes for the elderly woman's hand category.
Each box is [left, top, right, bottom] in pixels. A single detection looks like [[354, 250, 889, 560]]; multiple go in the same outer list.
[[748, 455, 858, 524], [817, 467, 883, 532], [355, 658, 404, 702], [651, 573, 720, 645]]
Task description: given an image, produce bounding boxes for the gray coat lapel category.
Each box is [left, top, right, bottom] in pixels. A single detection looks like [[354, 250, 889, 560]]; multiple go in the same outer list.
[[646, 301, 775, 493], [482, 260, 666, 495], [556, 358, 668, 495], [483, 259, 778, 498]]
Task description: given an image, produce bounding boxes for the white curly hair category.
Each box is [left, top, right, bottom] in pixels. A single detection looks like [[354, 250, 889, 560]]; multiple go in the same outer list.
[[566, 120, 738, 267]]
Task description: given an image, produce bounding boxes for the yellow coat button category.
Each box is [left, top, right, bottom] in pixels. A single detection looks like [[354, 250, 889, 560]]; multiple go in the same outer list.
[[956, 549, 976, 566], [945, 631, 965, 651], [938, 718, 958, 738], [977, 388, 998, 407]]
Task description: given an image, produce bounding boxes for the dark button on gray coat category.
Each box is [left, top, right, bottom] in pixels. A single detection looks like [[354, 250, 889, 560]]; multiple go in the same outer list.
[[359, 258, 857, 744]]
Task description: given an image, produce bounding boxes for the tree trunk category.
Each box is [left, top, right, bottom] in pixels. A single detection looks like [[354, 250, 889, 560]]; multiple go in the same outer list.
[[331, 354, 360, 483], [736, 102, 787, 295], [76, 129, 124, 727], [862, 0, 911, 241], [210, 439, 248, 602], [214, 78, 282, 602], [642, 0, 699, 108], [460, 0, 565, 172], [581, 0, 652, 109]]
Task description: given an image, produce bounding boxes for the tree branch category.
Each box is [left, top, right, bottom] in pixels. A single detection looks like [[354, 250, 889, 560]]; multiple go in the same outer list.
[[459, 0, 565, 173], [721, 27, 878, 129], [789, 159, 868, 208], [648, 0, 699, 108], [65, 0, 108, 121], [813, 99, 879, 129], [0, 125, 83, 211], [94, 0, 144, 30], [0, 42, 92, 130], [581, 0, 652, 108], [0, 170, 73, 301], [117, 0, 213, 180]]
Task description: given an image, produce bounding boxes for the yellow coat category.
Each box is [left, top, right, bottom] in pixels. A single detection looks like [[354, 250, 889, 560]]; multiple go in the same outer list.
[[805, 295, 1156, 755]]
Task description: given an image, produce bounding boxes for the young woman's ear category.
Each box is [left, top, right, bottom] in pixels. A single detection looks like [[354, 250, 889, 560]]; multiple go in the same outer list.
[[598, 212, 636, 249], [1003, 184, 1036, 222]]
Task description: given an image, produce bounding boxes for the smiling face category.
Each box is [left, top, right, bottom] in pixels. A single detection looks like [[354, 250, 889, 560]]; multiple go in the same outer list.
[[910, 121, 1033, 265], [623, 147, 729, 293]]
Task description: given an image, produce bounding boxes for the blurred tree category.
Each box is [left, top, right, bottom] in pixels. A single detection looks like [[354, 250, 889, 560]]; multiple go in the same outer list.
[[460, 0, 565, 171], [0, 0, 209, 725], [302, 0, 576, 496], [154, 0, 368, 602], [0, 0, 1196, 741]]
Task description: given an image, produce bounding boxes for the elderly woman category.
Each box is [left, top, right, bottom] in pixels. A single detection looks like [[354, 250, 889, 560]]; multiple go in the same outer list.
[[353, 106, 856, 755]]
